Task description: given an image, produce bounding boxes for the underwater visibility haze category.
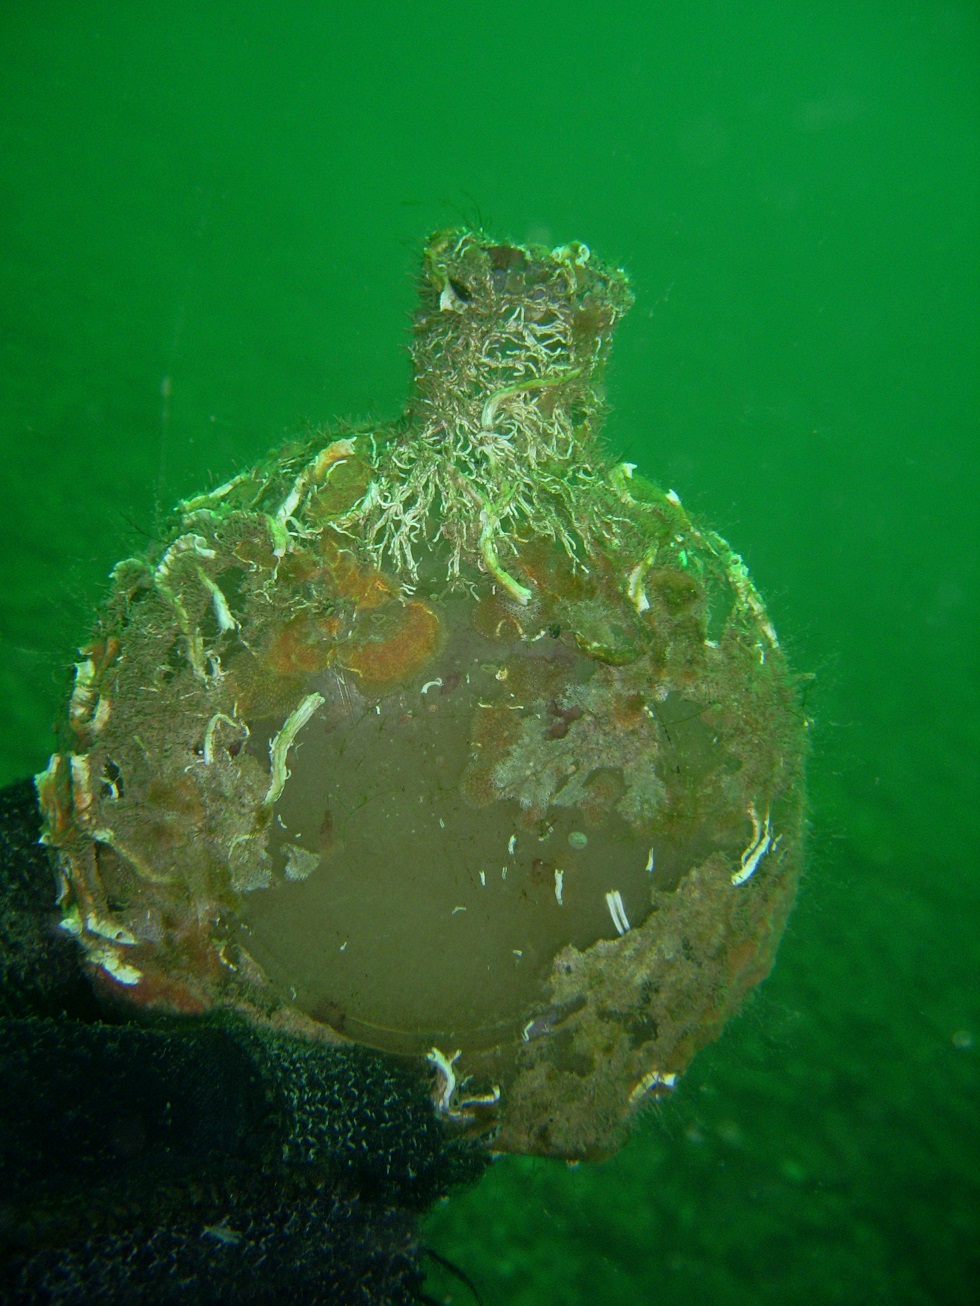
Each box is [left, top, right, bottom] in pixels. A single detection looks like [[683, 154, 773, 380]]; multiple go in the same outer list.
[[0, 3, 977, 1303]]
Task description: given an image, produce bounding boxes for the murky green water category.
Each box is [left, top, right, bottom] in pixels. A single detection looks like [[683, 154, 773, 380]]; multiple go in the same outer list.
[[1, 3, 976, 1301]]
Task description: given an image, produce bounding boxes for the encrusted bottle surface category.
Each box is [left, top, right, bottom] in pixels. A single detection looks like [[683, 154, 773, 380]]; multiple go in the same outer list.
[[38, 231, 807, 1158]]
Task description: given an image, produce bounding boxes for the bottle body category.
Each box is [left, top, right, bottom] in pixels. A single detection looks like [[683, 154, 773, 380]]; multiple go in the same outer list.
[[38, 232, 806, 1158]]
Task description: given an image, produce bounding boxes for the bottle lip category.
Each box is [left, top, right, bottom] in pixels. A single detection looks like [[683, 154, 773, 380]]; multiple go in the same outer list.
[[419, 226, 634, 330]]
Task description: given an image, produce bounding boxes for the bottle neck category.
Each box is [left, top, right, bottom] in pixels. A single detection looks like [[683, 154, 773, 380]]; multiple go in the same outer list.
[[403, 231, 633, 462], [365, 231, 634, 591]]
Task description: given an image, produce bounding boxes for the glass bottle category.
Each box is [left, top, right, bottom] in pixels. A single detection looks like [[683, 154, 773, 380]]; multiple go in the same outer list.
[[38, 230, 807, 1158]]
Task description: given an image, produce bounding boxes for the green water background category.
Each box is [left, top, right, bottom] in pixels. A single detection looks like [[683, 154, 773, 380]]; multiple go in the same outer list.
[[1, 2, 976, 1302]]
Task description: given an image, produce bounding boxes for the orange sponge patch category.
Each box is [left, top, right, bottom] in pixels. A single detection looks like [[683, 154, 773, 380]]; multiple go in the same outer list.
[[319, 538, 396, 610], [264, 613, 340, 677], [340, 599, 442, 690]]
